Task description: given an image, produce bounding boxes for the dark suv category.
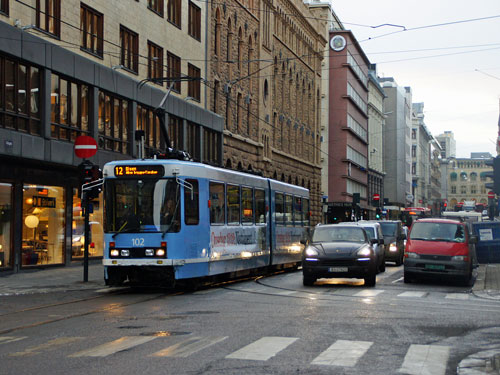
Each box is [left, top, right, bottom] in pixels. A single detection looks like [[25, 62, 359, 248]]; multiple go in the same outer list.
[[378, 220, 406, 265]]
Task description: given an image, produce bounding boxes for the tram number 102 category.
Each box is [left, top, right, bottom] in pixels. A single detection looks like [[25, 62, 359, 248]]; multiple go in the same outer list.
[[132, 238, 145, 247]]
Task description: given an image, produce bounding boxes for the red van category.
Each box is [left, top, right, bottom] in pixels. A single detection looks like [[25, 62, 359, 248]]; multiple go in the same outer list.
[[404, 218, 477, 285]]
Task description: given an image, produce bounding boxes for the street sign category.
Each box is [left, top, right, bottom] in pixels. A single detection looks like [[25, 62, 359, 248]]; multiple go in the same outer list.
[[373, 193, 380, 201], [488, 191, 496, 199], [74, 136, 97, 159]]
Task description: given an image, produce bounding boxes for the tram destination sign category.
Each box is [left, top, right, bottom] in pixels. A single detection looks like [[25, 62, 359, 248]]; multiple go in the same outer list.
[[114, 165, 165, 178]]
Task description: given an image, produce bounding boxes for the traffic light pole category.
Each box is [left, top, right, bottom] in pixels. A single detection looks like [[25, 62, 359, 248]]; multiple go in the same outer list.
[[82, 190, 90, 282]]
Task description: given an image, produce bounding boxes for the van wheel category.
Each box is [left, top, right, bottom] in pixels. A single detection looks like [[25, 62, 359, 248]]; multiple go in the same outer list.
[[364, 273, 376, 287]]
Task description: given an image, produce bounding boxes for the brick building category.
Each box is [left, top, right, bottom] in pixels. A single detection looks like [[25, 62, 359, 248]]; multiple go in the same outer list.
[[208, 0, 326, 223]]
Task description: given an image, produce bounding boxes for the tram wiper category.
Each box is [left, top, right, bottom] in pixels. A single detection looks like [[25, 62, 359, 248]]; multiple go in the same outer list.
[[113, 214, 141, 238]]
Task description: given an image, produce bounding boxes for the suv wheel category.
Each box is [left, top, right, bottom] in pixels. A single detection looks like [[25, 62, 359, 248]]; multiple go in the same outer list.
[[303, 274, 316, 286], [364, 272, 376, 287]]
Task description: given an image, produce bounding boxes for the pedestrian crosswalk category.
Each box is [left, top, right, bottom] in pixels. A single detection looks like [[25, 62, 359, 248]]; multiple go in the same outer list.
[[0, 334, 451, 374], [231, 286, 472, 301]]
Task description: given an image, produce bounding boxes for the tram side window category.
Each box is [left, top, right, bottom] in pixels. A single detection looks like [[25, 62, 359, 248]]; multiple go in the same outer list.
[[255, 188, 266, 224], [227, 184, 240, 225], [294, 196, 302, 226], [275, 192, 284, 226], [304, 198, 310, 226], [241, 187, 254, 225], [285, 194, 293, 226], [184, 179, 199, 225], [209, 182, 225, 224]]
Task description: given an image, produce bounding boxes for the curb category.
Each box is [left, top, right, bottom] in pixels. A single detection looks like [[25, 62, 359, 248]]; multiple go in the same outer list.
[[457, 349, 500, 374]]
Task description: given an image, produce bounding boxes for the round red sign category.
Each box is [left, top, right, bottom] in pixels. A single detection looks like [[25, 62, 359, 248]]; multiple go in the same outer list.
[[373, 193, 380, 200], [488, 191, 495, 199], [74, 136, 97, 159]]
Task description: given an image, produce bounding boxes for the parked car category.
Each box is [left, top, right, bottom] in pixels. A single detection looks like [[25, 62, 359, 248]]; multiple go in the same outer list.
[[378, 220, 406, 265], [341, 221, 386, 273], [404, 218, 477, 285], [302, 224, 379, 287]]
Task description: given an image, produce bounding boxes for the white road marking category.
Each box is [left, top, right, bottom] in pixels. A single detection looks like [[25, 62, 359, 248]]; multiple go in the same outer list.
[[398, 291, 428, 298], [354, 290, 385, 297], [151, 336, 228, 357], [226, 336, 298, 361], [10, 337, 83, 357], [69, 336, 156, 357], [399, 344, 450, 375], [312, 340, 373, 367], [445, 293, 469, 300], [393, 277, 404, 283], [0, 336, 27, 344], [274, 290, 298, 296]]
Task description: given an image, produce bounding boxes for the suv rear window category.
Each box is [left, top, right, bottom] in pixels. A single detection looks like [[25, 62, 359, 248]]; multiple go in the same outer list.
[[380, 222, 397, 236]]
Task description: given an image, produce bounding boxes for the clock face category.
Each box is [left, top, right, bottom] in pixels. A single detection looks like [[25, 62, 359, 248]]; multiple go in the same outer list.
[[330, 35, 347, 51]]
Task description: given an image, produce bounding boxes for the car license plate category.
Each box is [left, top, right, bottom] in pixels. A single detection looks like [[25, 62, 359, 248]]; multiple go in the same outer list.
[[329, 267, 348, 272], [425, 264, 445, 270]]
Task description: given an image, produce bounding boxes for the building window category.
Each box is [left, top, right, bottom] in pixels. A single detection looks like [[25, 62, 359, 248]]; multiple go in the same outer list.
[[148, 0, 163, 16], [80, 4, 103, 57], [187, 64, 201, 101], [168, 114, 183, 149], [120, 25, 139, 73], [411, 129, 417, 139], [1, 57, 41, 135], [147, 41, 163, 85], [98, 91, 129, 154], [471, 185, 477, 194], [213, 80, 219, 113], [36, 0, 61, 37], [188, 1, 201, 41], [460, 185, 467, 194], [167, 52, 181, 93], [203, 127, 219, 165], [0, 0, 9, 15], [167, 0, 181, 28], [411, 145, 416, 158], [412, 163, 416, 174], [72, 188, 103, 259], [186, 121, 200, 161], [262, 1, 270, 48], [451, 185, 456, 194], [50, 73, 89, 141], [137, 104, 162, 155]]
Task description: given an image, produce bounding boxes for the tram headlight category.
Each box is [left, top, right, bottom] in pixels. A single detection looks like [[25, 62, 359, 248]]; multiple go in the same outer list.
[[120, 249, 130, 257], [110, 249, 119, 257], [156, 249, 165, 257], [145, 249, 154, 256]]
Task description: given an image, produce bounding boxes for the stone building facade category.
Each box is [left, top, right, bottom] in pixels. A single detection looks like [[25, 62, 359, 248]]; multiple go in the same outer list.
[[208, 0, 325, 223]]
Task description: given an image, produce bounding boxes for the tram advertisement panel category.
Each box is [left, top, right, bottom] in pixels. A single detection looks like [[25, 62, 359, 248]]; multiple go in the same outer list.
[[210, 226, 266, 257], [275, 226, 304, 255]]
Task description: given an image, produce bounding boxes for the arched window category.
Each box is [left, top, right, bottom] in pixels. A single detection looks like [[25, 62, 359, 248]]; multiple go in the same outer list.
[[248, 36, 253, 91], [470, 172, 477, 181], [237, 27, 243, 72], [214, 9, 221, 57], [450, 172, 457, 182], [460, 172, 467, 181], [227, 18, 233, 79]]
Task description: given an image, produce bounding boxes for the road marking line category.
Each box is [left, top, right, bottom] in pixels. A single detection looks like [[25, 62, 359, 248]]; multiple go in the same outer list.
[[312, 340, 372, 367], [445, 293, 469, 300], [354, 290, 384, 297], [393, 277, 404, 283], [68, 336, 156, 357], [226, 337, 298, 361], [399, 344, 450, 375], [10, 337, 83, 357], [274, 290, 297, 296], [151, 336, 228, 357], [0, 336, 27, 344], [398, 291, 428, 298]]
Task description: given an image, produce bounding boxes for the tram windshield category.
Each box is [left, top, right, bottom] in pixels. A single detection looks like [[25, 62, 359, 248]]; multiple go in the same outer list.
[[104, 178, 180, 234]]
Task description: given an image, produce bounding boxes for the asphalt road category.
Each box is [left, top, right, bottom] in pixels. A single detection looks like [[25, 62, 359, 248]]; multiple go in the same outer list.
[[1, 265, 499, 375]]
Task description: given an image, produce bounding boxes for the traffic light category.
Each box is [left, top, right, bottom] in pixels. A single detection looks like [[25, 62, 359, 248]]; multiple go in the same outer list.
[[484, 157, 500, 195], [375, 207, 381, 219], [77, 161, 102, 199]]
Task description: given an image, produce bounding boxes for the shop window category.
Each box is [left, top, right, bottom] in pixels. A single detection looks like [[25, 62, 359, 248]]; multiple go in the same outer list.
[[72, 188, 103, 259], [186, 121, 200, 161], [50, 73, 90, 141], [98, 91, 129, 154], [22, 184, 65, 267], [136, 104, 162, 156], [168, 114, 183, 149], [203, 127, 219, 165], [0, 183, 13, 269], [36, 0, 61, 38], [0, 56, 41, 135]]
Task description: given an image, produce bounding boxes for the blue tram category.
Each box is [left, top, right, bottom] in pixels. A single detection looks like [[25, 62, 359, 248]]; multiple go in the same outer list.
[[102, 159, 310, 286]]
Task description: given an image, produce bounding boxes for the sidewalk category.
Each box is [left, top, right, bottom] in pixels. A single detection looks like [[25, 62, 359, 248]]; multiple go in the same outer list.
[[0, 261, 106, 296]]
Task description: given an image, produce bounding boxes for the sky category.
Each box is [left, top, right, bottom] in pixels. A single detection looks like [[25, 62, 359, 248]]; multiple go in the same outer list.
[[330, 0, 500, 158]]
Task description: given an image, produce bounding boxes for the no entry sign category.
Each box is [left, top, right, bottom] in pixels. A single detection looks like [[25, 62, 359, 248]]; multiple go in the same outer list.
[[488, 191, 495, 199], [74, 136, 97, 159]]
